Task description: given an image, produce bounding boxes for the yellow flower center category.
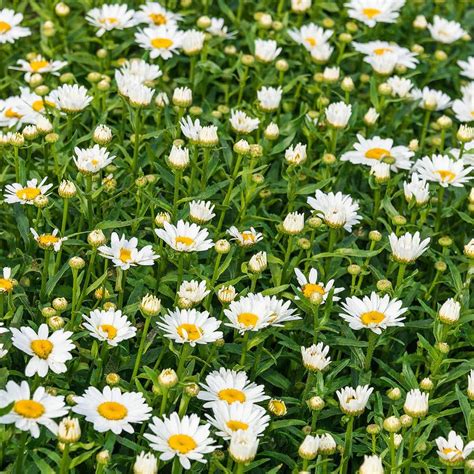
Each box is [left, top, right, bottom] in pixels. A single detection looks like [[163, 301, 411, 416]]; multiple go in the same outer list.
[[30, 339, 53, 359], [38, 234, 60, 247], [168, 434, 197, 454], [365, 148, 391, 160], [175, 236, 194, 247], [99, 17, 118, 25], [218, 388, 246, 404], [30, 60, 50, 72], [14, 400, 45, 419], [151, 38, 173, 49], [270, 400, 286, 415], [436, 169, 456, 182], [373, 47, 391, 55], [176, 323, 202, 341], [16, 187, 41, 201], [227, 420, 249, 431], [97, 401, 128, 420], [119, 248, 132, 263], [442, 447, 462, 459], [362, 8, 381, 19], [0, 21, 11, 34], [237, 312, 258, 328], [5, 107, 22, 119], [241, 232, 256, 243], [100, 324, 117, 340], [0, 278, 13, 293], [305, 37, 317, 47], [360, 310, 385, 325], [32, 99, 55, 112], [149, 13, 167, 25], [302, 283, 325, 298]]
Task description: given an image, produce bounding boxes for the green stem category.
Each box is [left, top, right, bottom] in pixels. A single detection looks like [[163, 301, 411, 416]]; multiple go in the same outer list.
[[131, 315, 152, 383], [200, 148, 211, 190], [132, 108, 142, 177], [364, 331, 377, 371], [173, 170, 182, 218], [86, 175, 93, 226], [240, 332, 249, 366], [40, 250, 51, 301], [340, 417, 354, 474], [59, 442, 71, 474], [172, 457, 183, 474], [176, 343, 191, 379], [404, 417, 419, 474], [313, 305, 320, 343], [15, 431, 28, 474], [390, 432, 397, 474], [159, 387, 169, 416], [395, 263, 406, 291], [419, 110, 431, 153], [435, 186, 445, 233]]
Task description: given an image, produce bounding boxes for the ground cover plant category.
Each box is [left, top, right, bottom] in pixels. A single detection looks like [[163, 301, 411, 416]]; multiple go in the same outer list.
[[0, 0, 473, 472]]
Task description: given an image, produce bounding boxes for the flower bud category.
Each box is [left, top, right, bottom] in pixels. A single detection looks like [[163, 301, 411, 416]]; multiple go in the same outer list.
[[69, 257, 85, 270], [58, 180, 77, 198], [105, 373, 121, 386], [383, 416, 401, 433], [217, 285, 236, 304], [155, 212, 171, 227], [96, 450, 110, 465], [159, 368, 178, 388], [248, 251, 267, 273], [215, 239, 231, 254], [140, 294, 161, 317], [58, 417, 81, 443], [268, 399, 287, 416], [387, 387, 401, 400], [48, 316, 65, 330], [307, 396, 325, 411]]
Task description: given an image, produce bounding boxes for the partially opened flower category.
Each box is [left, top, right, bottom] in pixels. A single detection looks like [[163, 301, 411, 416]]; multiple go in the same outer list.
[[389, 231, 430, 263], [436, 431, 474, 465], [73, 145, 115, 174], [414, 154, 472, 187], [336, 384, 373, 415], [50, 84, 92, 113], [294, 267, 343, 303], [428, 15, 466, 44], [254, 39, 281, 63], [30, 228, 66, 252], [301, 343, 332, 372], [227, 227, 263, 247]]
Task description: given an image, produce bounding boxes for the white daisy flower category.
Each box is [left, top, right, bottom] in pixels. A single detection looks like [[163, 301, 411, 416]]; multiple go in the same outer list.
[[0, 9, 31, 44], [336, 384, 373, 415], [198, 368, 269, 408], [339, 292, 407, 334], [452, 95, 474, 123], [206, 401, 270, 440], [467, 370, 474, 399], [189, 200, 215, 224], [82, 308, 137, 346], [436, 431, 474, 465], [0, 96, 29, 128], [341, 134, 414, 171], [412, 87, 451, 111], [345, 0, 405, 27], [178, 280, 210, 305], [360, 455, 384, 474], [227, 227, 263, 247], [292, 0, 312, 12], [30, 228, 66, 252], [135, 2, 182, 27], [353, 41, 418, 69], [86, 3, 137, 37], [254, 294, 300, 326], [134, 451, 158, 474], [98, 232, 158, 269], [229, 429, 259, 464], [72, 386, 151, 434], [19, 87, 57, 120], [4, 177, 52, 205], [0, 267, 14, 294], [310, 43, 334, 63], [49, 84, 92, 113], [155, 220, 214, 253], [73, 145, 115, 174], [301, 343, 332, 371], [145, 412, 219, 470], [11, 55, 67, 82], [229, 110, 260, 134], [116, 58, 162, 86], [325, 101, 352, 128], [458, 57, 474, 80], [157, 308, 222, 346], [224, 293, 272, 334], [10, 324, 74, 377], [182, 29, 206, 55], [414, 154, 473, 187], [403, 172, 430, 205], [307, 190, 361, 232], [0, 380, 67, 438], [428, 15, 466, 44], [285, 143, 307, 166], [254, 39, 281, 63], [206, 17, 235, 39], [389, 231, 430, 263], [450, 141, 474, 166], [180, 115, 202, 142], [135, 26, 184, 60], [288, 23, 333, 51], [294, 267, 343, 303], [387, 76, 414, 98], [257, 86, 282, 112], [403, 389, 429, 417]]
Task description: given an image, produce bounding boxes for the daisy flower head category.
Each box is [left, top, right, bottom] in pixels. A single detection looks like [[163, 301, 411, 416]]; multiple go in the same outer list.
[[389, 231, 430, 263], [180, 115, 201, 142], [336, 384, 373, 415], [145, 412, 219, 470], [182, 29, 206, 56], [452, 95, 474, 123], [30, 228, 66, 252], [301, 343, 332, 372], [98, 232, 158, 269], [341, 134, 414, 171], [387, 76, 414, 99], [428, 15, 467, 44], [178, 280, 210, 306], [134, 451, 158, 473], [11, 54, 67, 82], [339, 292, 407, 334], [189, 200, 215, 224], [73, 145, 115, 174], [206, 401, 270, 440], [254, 39, 281, 63], [365, 52, 399, 75], [229, 110, 260, 134], [72, 386, 151, 434], [86, 3, 137, 37], [325, 101, 352, 128], [229, 429, 259, 464], [135, 25, 184, 60], [0, 9, 31, 44], [353, 41, 418, 69], [82, 308, 137, 346], [155, 220, 214, 253], [254, 294, 300, 326], [436, 431, 474, 466], [224, 293, 272, 334], [0, 380, 67, 438], [414, 154, 473, 187], [345, 0, 406, 27], [50, 84, 92, 113], [403, 172, 430, 205], [198, 368, 269, 408], [288, 23, 333, 52], [116, 59, 162, 87], [403, 388, 429, 417], [19, 87, 57, 119], [285, 143, 307, 166], [207, 17, 235, 39], [0, 96, 28, 128], [294, 267, 343, 303], [307, 190, 361, 232], [292, 0, 312, 13], [360, 455, 384, 474], [135, 2, 182, 27], [310, 43, 334, 63], [412, 87, 451, 111], [157, 308, 222, 346], [257, 86, 282, 112], [458, 57, 474, 80], [10, 323, 74, 377], [4, 177, 52, 205], [227, 226, 263, 247], [0, 267, 14, 294]]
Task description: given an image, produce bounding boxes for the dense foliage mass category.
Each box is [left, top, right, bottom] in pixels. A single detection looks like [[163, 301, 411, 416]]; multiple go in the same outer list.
[[0, 0, 473, 473]]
